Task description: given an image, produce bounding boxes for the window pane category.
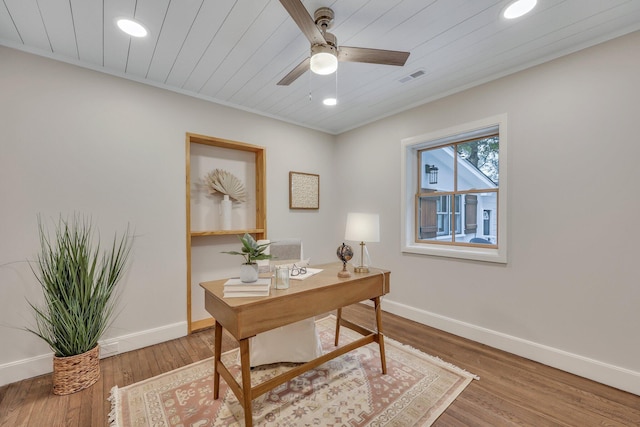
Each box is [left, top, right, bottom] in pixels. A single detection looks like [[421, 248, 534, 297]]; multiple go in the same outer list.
[[457, 137, 499, 191], [418, 195, 452, 242], [458, 192, 497, 245], [420, 146, 454, 192]]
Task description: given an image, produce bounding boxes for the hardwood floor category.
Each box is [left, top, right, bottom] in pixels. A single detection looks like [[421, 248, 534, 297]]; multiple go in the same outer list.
[[1, 304, 638, 426]]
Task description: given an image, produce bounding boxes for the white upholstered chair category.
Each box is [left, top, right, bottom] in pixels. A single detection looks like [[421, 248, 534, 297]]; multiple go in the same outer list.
[[249, 238, 323, 367], [270, 238, 304, 265]]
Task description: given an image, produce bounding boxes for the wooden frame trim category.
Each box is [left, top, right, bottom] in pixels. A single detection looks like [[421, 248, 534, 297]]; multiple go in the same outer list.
[[186, 133, 267, 334]]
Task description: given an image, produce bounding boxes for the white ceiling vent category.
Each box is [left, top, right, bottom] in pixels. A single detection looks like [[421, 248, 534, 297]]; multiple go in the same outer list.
[[399, 69, 427, 83]]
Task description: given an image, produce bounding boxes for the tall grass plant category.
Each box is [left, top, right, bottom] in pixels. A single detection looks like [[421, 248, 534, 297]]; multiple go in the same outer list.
[[27, 215, 132, 357]]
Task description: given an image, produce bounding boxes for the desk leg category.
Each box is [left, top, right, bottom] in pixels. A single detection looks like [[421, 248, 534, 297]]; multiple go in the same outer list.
[[335, 308, 342, 346], [239, 339, 253, 427], [213, 321, 222, 399], [373, 297, 387, 374]]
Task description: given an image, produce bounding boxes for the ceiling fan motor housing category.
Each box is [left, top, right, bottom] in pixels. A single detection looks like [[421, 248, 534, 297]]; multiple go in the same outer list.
[[314, 7, 337, 49], [314, 7, 334, 30], [311, 43, 337, 57]]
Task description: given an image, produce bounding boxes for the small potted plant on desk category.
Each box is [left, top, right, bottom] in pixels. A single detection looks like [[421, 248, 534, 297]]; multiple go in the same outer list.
[[222, 233, 272, 283]]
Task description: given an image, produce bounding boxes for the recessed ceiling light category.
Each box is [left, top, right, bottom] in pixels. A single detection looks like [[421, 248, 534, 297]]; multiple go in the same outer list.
[[503, 0, 537, 19], [323, 98, 337, 106], [116, 18, 148, 37]]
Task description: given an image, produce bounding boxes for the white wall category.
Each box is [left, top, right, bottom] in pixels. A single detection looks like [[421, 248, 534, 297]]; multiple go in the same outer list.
[[335, 31, 640, 395], [0, 46, 337, 385]]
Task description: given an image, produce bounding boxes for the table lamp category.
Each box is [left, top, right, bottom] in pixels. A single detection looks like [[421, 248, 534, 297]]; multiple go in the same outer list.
[[344, 213, 380, 273]]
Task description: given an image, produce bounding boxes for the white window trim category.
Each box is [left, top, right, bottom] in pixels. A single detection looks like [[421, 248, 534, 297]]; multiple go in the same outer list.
[[400, 114, 508, 263]]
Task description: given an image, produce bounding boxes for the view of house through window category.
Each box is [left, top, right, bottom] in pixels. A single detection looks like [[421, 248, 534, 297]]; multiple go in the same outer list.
[[417, 135, 499, 246]]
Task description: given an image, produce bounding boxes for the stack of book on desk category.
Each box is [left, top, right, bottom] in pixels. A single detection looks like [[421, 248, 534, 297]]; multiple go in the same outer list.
[[223, 277, 271, 298]]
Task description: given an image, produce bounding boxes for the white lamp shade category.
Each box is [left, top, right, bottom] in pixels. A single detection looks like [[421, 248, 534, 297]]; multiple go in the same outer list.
[[345, 213, 380, 242]]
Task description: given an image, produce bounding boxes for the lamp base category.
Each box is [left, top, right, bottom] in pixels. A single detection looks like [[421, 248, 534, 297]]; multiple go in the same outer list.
[[354, 265, 369, 273]]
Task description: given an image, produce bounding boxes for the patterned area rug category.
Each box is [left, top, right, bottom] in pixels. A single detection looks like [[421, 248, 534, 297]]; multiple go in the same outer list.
[[109, 316, 477, 426]]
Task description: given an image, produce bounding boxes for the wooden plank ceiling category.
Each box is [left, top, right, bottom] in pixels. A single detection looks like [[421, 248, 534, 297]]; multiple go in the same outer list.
[[1, 0, 640, 134]]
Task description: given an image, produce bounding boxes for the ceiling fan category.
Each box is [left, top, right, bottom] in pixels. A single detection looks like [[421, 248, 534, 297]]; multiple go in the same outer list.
[[277, 0, 410, 86]]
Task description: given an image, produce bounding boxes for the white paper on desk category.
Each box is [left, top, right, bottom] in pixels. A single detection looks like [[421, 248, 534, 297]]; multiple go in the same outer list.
[[290, 268, 323, 280]]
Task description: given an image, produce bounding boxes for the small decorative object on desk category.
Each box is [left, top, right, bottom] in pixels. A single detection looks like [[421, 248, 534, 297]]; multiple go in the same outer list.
[[222, 233, 272, 283], [336, 242, 353, 278], [289, 266, 323, 280], [203, 168, 246, 230], [275, 265, 290, 289], [223, 278, 271, 298], [239, 263, 259, 283]]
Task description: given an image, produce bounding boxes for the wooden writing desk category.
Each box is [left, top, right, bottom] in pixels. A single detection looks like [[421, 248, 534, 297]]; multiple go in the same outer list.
[[200, 262, 390, 427]]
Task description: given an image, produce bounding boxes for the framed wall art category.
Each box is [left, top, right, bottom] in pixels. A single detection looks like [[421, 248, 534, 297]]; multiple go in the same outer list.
[[289, 171, 319, 209]]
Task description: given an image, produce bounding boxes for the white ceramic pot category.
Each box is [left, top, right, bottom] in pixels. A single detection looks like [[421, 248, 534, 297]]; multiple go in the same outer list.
[[240, 263, 259, 283]]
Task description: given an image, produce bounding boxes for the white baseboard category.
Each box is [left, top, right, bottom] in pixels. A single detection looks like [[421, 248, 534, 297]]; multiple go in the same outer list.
[[382, 299, 640, 396], [0, 321, 187, 387]]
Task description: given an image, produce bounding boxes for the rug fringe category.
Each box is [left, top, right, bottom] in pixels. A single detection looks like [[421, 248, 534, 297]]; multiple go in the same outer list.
[[318, 314, 480, 381], [108, 385, 121, 427], [386, 336, 480, 381]]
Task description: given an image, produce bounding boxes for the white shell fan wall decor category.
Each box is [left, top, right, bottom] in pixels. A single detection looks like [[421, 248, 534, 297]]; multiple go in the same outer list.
[[203, 169, 247, 203]]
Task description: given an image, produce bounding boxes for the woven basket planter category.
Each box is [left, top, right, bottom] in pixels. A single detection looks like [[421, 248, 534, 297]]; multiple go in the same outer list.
[[52, 345, 100, 395]]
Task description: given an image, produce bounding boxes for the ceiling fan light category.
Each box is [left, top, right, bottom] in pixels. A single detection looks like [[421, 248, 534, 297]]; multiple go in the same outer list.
[[310, 45, 338, 75]]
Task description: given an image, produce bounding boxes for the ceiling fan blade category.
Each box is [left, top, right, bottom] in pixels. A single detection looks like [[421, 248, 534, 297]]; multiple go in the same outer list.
[[277, 57, 310, 86], [279, 0, 326, 45], [338, 46, 410, 66]]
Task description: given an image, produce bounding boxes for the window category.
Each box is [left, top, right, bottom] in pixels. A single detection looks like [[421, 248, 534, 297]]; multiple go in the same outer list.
[[401, 115, 508, 263], [418, 137, 498, 244]]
